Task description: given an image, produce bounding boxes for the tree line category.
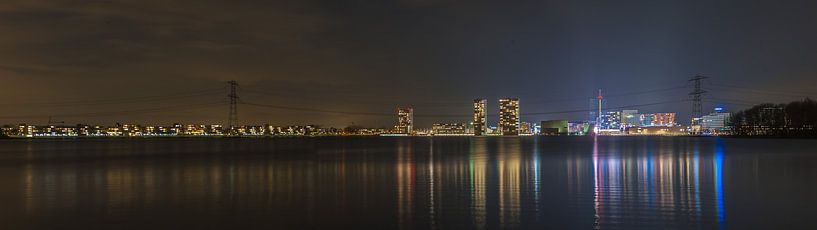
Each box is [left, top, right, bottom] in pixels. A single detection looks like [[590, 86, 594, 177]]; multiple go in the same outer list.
[[731, 98, 817, 137]]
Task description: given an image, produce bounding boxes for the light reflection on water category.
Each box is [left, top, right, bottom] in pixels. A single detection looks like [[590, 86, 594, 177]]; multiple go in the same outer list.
[[3, 137, 817, 229], [590, 137, 727, 229]]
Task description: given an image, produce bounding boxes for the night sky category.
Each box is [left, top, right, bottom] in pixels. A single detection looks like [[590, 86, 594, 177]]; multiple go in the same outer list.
[[1, 0, 816, 127]]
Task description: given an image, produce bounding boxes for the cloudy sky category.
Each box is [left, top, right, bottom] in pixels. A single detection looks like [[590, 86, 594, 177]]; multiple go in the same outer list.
[[1, 0, 816, 127]]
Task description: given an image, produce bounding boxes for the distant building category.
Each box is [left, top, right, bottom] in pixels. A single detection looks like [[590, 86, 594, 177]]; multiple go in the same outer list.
[[498, 98, 520, 136], [473, 99, 487, 136], [568, 121, 590, 135], [1, 125, 13, 137], [1, 123, 342, 137], [626, 126, 687, 135], [143, 125, 176, 136], [600, 111, 621, 130], [541, 120, 568, 135], [621, 110, 640, 128], [37, 125, 77, 137], [205, 124, 224, 135], [238, 125, 264, 136], [760, 107, 785, 128], [18, 124, 34, 137], [701, 107, 731, 134], [520, 122, 533, 135], [183, 124, 206, 136], [487, 126, 498, 135], [395, 107, 414, 134], [640, 114, 655, 127], [653, 113, 677, 127], [412, 128, 433, 136], [589, 98, 601, 126], [121, 124, 142, 136], [432, 123, 468, 135]]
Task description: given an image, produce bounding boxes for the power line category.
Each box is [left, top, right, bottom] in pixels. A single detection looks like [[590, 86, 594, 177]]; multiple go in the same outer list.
[[227, 81, 239, 134], [241, 101, 395, 116], [241, 85, 689, 107], [707, 82, 816, 98], [242, 89, 409, 106], [606, 85, 688, 98], [0, 102, 226, 120], [705, 96, 766, 106], [0, 87, 225, 107], [241, 88, 474, 107], [702, 99, 754, 107], [689, 75, 708, 122], [240, 99, 689, 118]]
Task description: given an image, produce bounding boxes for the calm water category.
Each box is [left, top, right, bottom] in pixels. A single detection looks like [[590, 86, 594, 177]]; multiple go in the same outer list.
[[1, 137, 816, 229]]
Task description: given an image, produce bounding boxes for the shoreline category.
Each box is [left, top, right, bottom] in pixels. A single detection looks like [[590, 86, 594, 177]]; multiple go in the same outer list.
[[2, 135, 815, 140]]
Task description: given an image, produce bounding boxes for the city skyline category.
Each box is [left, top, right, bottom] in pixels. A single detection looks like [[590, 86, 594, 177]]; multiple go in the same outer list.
[[0, 88, 715, 125], [1, 76, 795, 129], [1, 94, 741, 138], [0, 84, 801, 129], [2, 1, 817, 229]]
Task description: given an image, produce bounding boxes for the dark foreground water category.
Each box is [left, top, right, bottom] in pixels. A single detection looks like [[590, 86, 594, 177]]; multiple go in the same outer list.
[[1, 137, 816, 229]]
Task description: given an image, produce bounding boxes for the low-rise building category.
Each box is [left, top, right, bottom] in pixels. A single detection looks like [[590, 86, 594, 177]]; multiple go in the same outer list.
[[626, 126, 688, 135], [541, 120, 569, 135], [700, 108, 731, 135], [432, 123, 468, 136]]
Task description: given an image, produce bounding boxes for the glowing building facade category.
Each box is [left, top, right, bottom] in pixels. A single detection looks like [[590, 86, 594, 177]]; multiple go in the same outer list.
[[541, 120, 569, 135], [653, 113, 677, 127], [640, 114, 655, 127], [701, 108, 731, 134], [520, 122, 533, 135], [432, 123, 468, 135], [395, 107, 414, 134], [498, 98, 520, 136], [599, 111, 621, 130], [473, 99, 487, 136], [621, 110, 640, 128]]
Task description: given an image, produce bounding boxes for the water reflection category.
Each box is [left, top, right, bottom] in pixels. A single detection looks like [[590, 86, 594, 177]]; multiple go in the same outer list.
[[590, 137, 728, 229], [469, 138, 487, 229], [714, 138, 725, 229], [7, 137, 817, 229], [497, 138, 521, 228], [396, 139, 414, 229]]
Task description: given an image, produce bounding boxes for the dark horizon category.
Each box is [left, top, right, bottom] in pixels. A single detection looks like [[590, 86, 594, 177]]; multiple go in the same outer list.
[[1, 0, 816, 127]]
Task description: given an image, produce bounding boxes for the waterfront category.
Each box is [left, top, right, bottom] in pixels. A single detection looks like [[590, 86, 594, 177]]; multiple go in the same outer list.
[[1, 137, 816, 229]]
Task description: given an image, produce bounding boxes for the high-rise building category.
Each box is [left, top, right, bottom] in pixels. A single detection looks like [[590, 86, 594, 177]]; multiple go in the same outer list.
[[653, 113, 677, 127], [395, 107, 414, 134], [588, 98, 600, 125], [498, 98, 520, 136], [596, 90, 604, 125], [473, 99, 487, 136]]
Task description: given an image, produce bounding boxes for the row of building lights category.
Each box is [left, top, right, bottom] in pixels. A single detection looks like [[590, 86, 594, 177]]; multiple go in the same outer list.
[[391, 98, 732, 136]]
